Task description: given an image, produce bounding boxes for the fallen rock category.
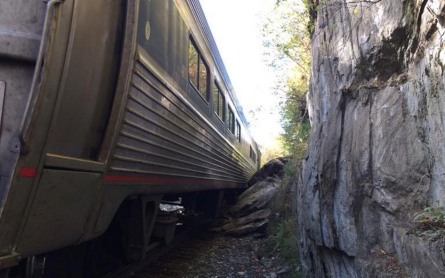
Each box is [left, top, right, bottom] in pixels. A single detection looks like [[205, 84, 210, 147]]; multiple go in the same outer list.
[[222, 209, 272, 231], [222, 157, 288, 237], [251, 232, 267, 239], [226, 219, 269, 236], [276, 266, 291, 274], [247, 157, 289, 186], [207, 227, 223, 233], [238, 178, 278, 202], [230, 182, 278, 217]]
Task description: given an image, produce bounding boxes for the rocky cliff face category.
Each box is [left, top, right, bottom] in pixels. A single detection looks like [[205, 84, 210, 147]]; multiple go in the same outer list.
[[299, 0, 445, 277]]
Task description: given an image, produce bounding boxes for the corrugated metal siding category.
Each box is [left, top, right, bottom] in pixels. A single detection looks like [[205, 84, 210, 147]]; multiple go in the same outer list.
[[109, 61, 256, 183]]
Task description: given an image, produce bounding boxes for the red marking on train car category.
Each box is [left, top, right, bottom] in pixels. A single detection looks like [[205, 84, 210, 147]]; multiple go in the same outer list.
[[20, 167, 37, 177], [104, 175, 224, 185]]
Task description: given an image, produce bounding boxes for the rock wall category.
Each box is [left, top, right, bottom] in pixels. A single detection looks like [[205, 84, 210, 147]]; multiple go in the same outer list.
[[298, 0, 445, 277]]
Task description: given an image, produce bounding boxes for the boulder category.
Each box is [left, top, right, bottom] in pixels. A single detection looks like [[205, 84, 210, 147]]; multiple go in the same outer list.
[[247, 157, 290, 186], [226, 219, 269, 236], [222, 209, 272, 231], [230, 180, 278, 217], [238, 178, 278, 201]]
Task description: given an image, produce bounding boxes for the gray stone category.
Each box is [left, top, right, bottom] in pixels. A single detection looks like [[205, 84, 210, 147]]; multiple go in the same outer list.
[[226, 219, 269, 236], [222, 209, 272, 231], [230, 181, 278, 217], [251, 232, 266, 239], [276, 266, 291, 274], [238, 179, 278, 201], [207, 227, 222, 233], [298, 0, 445, 277], [393, 228, 445, 278], [247, 157, 289, 186]]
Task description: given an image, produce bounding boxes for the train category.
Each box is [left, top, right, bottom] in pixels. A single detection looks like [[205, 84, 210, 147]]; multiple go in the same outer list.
[[0, 0, 260, 276]]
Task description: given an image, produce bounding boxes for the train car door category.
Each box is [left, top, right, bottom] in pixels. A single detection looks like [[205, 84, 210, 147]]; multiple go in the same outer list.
[[18, 0, 125, 256]]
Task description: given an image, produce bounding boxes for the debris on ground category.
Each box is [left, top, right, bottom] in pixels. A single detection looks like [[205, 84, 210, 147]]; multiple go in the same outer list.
[[137, 233, 295, 278], [211, 158, 289, 237], [138, 157, 300, 277]]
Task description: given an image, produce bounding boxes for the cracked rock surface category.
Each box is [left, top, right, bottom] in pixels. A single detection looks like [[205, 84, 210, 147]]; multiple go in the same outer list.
[[299, 0, 445, 277]]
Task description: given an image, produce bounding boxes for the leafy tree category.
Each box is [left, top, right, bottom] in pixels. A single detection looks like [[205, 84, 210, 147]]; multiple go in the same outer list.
[[263, 0, 311, 75], [280, 74, 310, 156], [260, 136, 285, 165], [262, 0, 311, 157]]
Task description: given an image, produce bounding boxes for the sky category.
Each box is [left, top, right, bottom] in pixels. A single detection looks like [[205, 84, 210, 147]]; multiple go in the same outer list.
[[199, 0, 282, 149]]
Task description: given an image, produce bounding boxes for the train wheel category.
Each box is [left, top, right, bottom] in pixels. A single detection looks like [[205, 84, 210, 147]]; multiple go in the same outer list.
[[25, 255, 46, 278]]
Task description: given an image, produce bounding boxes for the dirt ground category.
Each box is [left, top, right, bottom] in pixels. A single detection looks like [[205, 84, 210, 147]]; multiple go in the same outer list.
[[134, 232, 296, 278]]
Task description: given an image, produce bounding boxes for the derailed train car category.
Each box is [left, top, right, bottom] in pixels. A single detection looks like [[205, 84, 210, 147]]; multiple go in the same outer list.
[[0, 0, 260, 275]]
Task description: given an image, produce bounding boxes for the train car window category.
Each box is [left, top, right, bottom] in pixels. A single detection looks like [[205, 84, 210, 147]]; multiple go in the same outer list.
[[188, 39, 208, 100], [213, 82, 224, 120], [250, 145, 256, 161], [189, 41, 199, 89], [227, 107, 235, 134], [235, 121, 241, 142], [199, 60, 208, 97]]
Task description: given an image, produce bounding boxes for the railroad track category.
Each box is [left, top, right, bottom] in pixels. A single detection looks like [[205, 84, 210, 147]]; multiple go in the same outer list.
[[103, 217, 216, 278], [133, 232, 219, 278]]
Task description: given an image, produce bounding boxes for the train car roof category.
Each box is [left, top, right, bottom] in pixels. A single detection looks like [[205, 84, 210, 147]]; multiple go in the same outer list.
[[187, 0, 250, 129]]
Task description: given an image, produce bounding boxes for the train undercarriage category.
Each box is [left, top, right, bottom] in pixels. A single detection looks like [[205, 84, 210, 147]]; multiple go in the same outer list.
[[4, 189, 235, 278]]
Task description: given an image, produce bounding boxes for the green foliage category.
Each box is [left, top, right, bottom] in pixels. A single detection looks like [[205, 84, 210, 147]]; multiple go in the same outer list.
[[262, 0, 311, 74], [282, 158, 300, 187], [279, 79, 310, 157], [261, 2, 312, 272], [268, 218, 301, 276], [410, 207, 445, 241], [260, 136, 285, 166], [262, 0, 311, 158], [266, 158, 303, 277], [273, 158, 301, 217]]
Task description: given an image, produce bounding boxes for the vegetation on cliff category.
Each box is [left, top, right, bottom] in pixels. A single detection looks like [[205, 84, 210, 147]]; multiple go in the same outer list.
[[262, 0, 311, 157], [260, 0, 312, 275]]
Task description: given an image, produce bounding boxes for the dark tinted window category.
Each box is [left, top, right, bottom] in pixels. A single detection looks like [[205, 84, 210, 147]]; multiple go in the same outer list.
[[213, 82, 224, 120], [250, 146, 256, 161], [199, 60, 208, 97], [188, 41, 199, 89], [228, 107, 235, 134], [188, 39, 208, 100], [235, 121, 241, 141]]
